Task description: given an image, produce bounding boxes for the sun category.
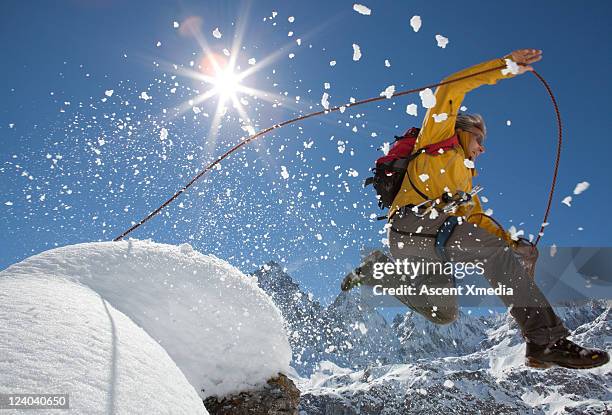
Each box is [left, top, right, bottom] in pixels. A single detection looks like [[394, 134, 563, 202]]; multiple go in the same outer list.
[[169, 10, 314, 154], [211, 67, 240, 99]]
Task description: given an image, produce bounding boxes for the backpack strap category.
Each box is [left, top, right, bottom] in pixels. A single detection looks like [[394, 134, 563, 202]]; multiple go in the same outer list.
[[423, 134, 459, 154]]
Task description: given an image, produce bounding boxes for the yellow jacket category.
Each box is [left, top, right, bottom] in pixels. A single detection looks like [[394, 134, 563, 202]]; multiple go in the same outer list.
[[389, 56, 515, 243]]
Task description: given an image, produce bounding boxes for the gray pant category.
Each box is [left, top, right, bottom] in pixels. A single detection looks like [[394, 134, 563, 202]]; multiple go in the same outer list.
[[383, 211, 569, 345]]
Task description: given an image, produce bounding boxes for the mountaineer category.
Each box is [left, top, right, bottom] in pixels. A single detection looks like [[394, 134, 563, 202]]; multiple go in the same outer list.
[[343, 49, 609, 369]]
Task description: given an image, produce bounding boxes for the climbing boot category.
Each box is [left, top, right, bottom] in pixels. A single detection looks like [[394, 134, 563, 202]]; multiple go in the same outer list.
[[341, 250, 392, 291], [526, 338, 609, 369]]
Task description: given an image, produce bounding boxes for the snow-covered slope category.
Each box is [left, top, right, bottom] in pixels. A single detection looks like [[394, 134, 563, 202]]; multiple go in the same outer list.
[[0, 274, 207, 414], [393, 309, 493, 360], [0, 240, 292, 399], [298, 303, 612, 414]]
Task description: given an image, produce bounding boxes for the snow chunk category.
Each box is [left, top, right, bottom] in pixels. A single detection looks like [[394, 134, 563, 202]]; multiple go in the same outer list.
[[385, 59, 391, 67], [241, 124, 256, 135], [508, 226, 524, 241], [352, 43, 362, 61], [410, 15, 422, 32], [5, 201, 13, 206], [429, 208, 439, 220], [104, 89, 114, 97], [353, 4, 371, 15], [562, 196, 572, 207], [288, 16, 295, 23], [464, 159, 475, 169], [248, 57, 257, 65], [550, 244, 558, 257], [443, 379, 455, 389], [381, 142, 390, 155], [212, 27, 222, 38], [280, 165, 290, 179], [0, 271, 207, 414], [406, 103, 418, 116], [321, 92, 330, 109], [380, 85, 395, 99], [501, 58, 520, 75], [160, 127, 168, 141], [173, 21, 180, 28], [419, 88, 436, 108], [329, 60, 337, 66], [432, 113, 448, 123], [139, 91, 151, 100], [435, 34, 449, 48], [506, 120, 512, 126], [0, 241, 291, 399], [419, 173, 429, 182], [573, 181, 590, 195]]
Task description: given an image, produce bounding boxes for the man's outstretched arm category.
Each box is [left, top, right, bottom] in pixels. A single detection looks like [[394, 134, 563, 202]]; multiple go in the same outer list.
[[417, 49, 542, 148]]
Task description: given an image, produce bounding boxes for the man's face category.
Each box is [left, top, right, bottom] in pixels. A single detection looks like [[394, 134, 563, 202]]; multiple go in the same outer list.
[[466, 133, 485, 160]]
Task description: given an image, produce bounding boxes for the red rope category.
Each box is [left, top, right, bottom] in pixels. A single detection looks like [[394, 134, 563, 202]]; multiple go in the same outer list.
[[530, 70, 562, 246], [113, 65, 561, 244]]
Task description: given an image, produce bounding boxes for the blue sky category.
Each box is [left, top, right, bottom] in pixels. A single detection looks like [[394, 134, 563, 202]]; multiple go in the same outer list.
[[2, 0, 611, 305]]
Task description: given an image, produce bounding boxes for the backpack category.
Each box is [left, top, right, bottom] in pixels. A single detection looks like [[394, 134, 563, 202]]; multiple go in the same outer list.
[[364, 127, 459, 209]]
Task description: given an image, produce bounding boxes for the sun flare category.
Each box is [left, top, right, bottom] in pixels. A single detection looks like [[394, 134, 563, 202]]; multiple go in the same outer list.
[[211, 67, 241, 99]]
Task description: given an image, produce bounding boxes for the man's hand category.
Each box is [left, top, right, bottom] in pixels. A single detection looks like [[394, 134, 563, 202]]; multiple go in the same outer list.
[[509, 49, 543, 74], [513, 237, 539, 278]]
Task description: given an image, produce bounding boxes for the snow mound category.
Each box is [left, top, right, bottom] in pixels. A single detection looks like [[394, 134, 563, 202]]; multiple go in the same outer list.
[[0, 275, 207, 414], [0, 240, 291, 399]]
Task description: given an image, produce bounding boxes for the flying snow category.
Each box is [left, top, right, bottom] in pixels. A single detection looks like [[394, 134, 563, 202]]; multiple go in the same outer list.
[[501, 58, 520, 75], [352, 44, 362, 61], [508, 226, 524, 241], [380, 85, 395, 99], [280, 166, 290, 180], [104, 89, 114, 97], [419, 173, 429, 182], [321, 92, 330, 109], [212, 28, 222, 39], [432, 113, 448, 123], [573, 181, 590, 195], [353, 4, 372, 15], [410, 16, 422, 32], [139, 91, 151, 101], [406, 104, 418, 116], [435, 34, 449, 48], [561, 196, 572, 207], [419, 88, 436, 108], [159, 127, 168, 141], [463, 159, 475, 169]]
